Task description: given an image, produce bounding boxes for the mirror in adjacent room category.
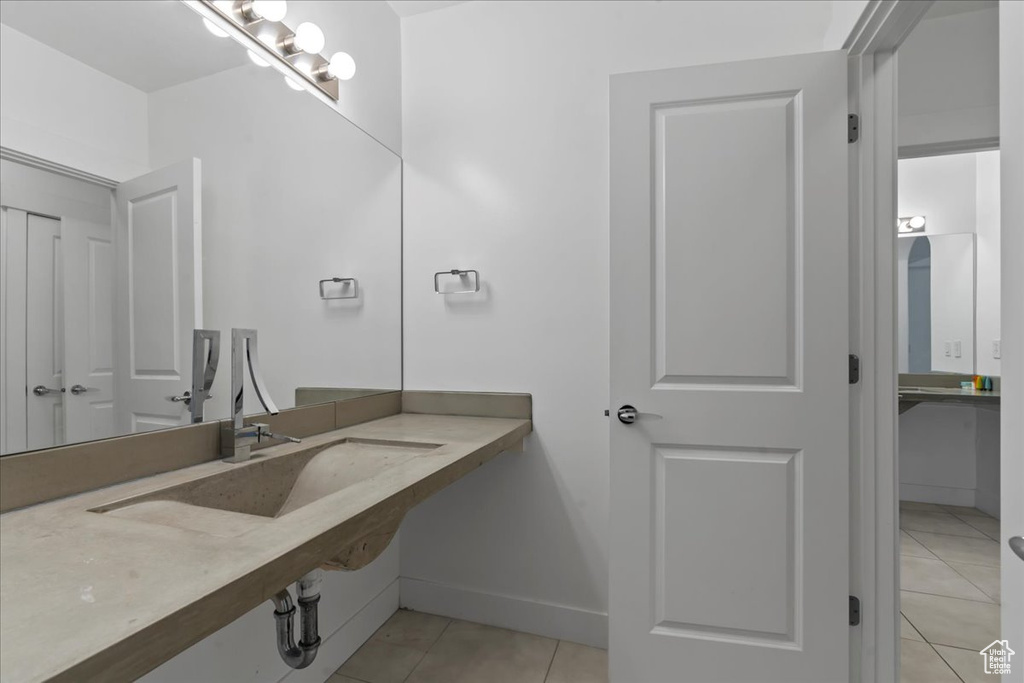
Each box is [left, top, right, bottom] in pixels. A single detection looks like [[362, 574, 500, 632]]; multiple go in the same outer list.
[[896, 150, 1001, 375], [0, 0, 401, 456]]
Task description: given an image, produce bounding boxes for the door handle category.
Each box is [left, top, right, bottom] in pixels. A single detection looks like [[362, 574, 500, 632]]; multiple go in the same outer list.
[[1011, 536, 1024, 563], [32, 385, 64, 396], [617, 405, 663, 425], [69, 384, 95, 396]]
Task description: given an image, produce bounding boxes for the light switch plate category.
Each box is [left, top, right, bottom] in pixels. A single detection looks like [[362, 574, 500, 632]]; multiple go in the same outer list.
[[993, 340, 1001, 359], [944, 341, 952, 357], [953, 340, 962, 358]]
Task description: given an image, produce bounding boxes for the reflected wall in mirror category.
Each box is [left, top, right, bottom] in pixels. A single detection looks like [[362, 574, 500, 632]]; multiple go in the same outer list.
[[897, 150, 1001, 375], [0, 1, 401, 456]]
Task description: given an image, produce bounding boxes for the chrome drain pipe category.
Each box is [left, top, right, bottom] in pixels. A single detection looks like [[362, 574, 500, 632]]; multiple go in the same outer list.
[[270, 570, 323, 669]]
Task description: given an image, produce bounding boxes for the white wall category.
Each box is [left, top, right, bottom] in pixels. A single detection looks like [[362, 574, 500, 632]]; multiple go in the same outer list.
[[398, 0, 867, 647], [975, 151, 1001, 376], [148, 63, 403, 418], [897, 7, 999, 151], [898, 154, 977, 236], [0, 24, 150, 181]]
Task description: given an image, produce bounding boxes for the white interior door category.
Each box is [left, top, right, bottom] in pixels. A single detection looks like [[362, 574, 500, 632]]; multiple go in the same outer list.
[[114, 159, 202, 434], [63, 217, 115, 442], [26, 212, 65, 449], [609, 51, 850, 683]]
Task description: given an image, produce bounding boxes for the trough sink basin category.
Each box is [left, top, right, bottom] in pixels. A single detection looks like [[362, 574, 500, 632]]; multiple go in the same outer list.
[[90, 438, 442, 524]]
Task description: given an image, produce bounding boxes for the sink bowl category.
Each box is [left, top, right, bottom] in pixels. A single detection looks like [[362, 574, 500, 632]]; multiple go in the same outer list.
[[91, 438, 441, 521]]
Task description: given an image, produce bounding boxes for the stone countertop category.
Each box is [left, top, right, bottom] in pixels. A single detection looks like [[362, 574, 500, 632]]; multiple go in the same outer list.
[[0, 413, 531, 683], [898, 385, 1001, 414]]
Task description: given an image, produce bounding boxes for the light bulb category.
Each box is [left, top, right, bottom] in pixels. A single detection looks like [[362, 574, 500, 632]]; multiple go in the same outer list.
[[203, 18, 229, 38], [327, 51, 356, 80], [248, 50, 270, 67], [284, 75, 304, 91], [293, 22, 325, 53], [251, 0, 287, 22], [908, 215, 926, 229]]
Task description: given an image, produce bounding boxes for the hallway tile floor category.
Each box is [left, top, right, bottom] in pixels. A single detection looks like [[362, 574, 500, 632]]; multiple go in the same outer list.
[[898, 501, 1001, 683], [331, 609, 608, 683]]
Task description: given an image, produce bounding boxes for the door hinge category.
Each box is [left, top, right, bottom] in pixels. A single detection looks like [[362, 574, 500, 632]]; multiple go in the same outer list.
[[849, 596, 861, 626], [849, 354, 860, 384], [848, 114, 860, 143]]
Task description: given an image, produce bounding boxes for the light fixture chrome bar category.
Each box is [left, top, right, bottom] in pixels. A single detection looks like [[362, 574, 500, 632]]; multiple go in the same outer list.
[[198, 0, 340, 101]]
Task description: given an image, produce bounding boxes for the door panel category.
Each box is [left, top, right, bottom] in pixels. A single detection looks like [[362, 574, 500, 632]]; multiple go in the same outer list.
[[610, 51, 849, 683], [63, 217, 115, 442], [655, 95, 797, 386], [26, 213, 64, 449], [114, 159, 201, 433]]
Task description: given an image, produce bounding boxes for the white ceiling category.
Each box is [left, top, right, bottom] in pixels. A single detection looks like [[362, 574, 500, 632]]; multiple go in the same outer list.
[[386, 1, 468, 18], [0, 0, 249, 93], [923, 0, 998, 20]]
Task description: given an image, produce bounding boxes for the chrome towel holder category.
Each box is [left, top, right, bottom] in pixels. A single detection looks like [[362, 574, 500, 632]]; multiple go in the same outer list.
[[319, 277, 358, 300], [434, 269, 480, 294]]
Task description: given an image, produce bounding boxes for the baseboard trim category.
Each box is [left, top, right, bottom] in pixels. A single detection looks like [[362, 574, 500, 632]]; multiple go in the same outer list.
[[899, 483, 975, 508], [280, 579, 399, 683], [399, 577, 608, 649], [974, 487, 1001, 519]]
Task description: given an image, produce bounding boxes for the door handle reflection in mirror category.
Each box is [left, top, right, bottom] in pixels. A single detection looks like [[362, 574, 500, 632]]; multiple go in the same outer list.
[[168, 390, 212, 406], [32, 385, 64, 396], [69, 384, 96, 396], [617, 405, 663, 425], [1011, 536, 1024, 563]]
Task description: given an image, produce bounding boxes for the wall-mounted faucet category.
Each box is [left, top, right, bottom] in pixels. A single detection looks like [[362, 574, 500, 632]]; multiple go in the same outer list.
[[221, 329, 300, 462]]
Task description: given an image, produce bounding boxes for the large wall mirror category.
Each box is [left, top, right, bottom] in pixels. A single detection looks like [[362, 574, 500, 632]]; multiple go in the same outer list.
[[0, 0, 402, 456], [897, 150, 1001, 376]]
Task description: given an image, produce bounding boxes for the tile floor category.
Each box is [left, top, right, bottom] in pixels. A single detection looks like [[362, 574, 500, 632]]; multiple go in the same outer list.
[[332, 610, 608, 683], [334, 502, 998, 683], [899, 501, 1001, 683]]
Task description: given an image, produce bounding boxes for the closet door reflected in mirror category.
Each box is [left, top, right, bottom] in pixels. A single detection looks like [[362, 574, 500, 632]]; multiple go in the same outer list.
[[0, 0, 401, 456]]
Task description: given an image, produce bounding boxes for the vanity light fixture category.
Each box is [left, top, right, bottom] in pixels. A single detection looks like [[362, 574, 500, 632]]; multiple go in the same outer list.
[[282, 22, 325, 54], [897, 215, 927, 234], [199, 0, 355, 101], [325, 51, 356, 81]]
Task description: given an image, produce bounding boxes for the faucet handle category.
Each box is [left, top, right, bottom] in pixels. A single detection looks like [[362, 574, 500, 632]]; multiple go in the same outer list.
[[268, 432, 302, 444], [250, 423, 301, 444]]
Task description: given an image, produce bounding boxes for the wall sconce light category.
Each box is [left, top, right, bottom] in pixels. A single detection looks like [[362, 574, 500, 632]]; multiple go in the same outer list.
[[897, 216, 926, 234], [199, 0, 355, 101]]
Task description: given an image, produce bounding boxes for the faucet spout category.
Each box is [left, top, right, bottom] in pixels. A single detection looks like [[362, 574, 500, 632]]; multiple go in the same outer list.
[[221, 329, 298, 462]]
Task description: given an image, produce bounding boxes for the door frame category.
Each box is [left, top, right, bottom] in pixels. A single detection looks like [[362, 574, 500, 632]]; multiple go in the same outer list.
[[846, 1, 1023, 681]]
